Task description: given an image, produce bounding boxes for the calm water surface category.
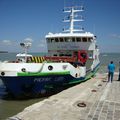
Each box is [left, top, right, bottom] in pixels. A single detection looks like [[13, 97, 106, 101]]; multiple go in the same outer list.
[[0, 53, 46, 120], [0, 52, 120, 119], [99, 53, 120, 73]]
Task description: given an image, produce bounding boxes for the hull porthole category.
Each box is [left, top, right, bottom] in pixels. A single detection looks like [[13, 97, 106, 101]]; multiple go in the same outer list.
[[21, 68, 26, 72], [1, 72, 5, 76], [48, 65, 53, 71]]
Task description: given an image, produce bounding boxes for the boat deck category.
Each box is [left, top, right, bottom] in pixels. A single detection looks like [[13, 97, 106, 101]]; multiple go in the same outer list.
[[9, 73, 120, 120]]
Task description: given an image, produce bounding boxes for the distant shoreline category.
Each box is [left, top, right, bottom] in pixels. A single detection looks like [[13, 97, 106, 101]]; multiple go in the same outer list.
[[0, 51, 8, 53]]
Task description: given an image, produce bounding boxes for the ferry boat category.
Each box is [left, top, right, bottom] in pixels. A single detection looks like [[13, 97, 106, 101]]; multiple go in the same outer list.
[[0, 4, 100, 98]]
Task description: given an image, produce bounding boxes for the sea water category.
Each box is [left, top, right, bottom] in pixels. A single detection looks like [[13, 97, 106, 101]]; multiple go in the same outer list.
[[0, 52, 120, 119], [0, 53, 46, 120], [99, 53, 120, 73]]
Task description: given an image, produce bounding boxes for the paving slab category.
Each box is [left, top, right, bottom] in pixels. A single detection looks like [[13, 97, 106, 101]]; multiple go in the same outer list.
[[8, 73, 120, 120]]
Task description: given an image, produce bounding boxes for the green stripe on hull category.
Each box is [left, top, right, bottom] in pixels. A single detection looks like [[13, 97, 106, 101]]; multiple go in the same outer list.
[[68, 66, 99, 85], [45, 67, 99, 89], [84, 65, 99, 81], [17, 71, 70, 76], [67, 79, 85, 84]]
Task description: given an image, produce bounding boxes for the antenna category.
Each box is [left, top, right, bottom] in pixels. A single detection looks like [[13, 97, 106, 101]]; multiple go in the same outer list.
[[63, 5, 84, 33], [64, 0, 65, 9], [93, 24, 96, 34]]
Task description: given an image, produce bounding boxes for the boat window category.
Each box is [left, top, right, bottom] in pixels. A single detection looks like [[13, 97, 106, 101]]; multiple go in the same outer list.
[[60, 38, 64, 42], [72, 38, 76, 42], [53, 54, 57, 56], [68, 38, 72, 42], [47, 38, 51, 43], [88, 37, 93, 42], [82, 37, 87, 42], [76, 38, 81, 42], [88, 38, 91, 42], [51, 38, 54, 42], [65, 54, 72, 56], [55, 38, 59, 42], [64, 38, 69, 42], [89, 53, 93, 59], [59, 54, 64, 56]]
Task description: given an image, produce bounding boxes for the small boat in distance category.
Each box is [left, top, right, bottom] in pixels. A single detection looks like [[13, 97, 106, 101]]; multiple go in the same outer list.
[[0, 3, 100, 99]]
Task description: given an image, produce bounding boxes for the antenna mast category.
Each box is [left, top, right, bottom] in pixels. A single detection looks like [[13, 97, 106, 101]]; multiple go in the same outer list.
[[63, 5, 84, 33]]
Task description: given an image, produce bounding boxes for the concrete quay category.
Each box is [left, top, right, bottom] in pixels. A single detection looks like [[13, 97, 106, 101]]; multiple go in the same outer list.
[[9, 73, 120, 120]]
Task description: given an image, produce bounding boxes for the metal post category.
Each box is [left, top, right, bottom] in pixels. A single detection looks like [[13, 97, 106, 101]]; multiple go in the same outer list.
[[24, 45, 27, 63], [118, 62, 120, 81]]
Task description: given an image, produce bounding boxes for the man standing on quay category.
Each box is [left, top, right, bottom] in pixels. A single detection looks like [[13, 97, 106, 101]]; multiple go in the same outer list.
[[108, 61, 115, 82]]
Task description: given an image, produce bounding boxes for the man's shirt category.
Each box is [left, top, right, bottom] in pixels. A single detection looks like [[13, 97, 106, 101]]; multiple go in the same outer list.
[[108, 63, 115, 73]]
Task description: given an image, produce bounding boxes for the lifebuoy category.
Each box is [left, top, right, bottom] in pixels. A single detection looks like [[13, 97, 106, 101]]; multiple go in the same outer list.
[[78, 51, 88, 65]]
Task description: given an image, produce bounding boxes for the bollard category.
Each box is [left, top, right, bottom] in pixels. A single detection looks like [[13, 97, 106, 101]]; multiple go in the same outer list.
[[118, 62, 120, 81]]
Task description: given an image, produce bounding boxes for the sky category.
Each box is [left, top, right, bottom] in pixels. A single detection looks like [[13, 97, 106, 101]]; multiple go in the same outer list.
[[0, 0, 120, 53]]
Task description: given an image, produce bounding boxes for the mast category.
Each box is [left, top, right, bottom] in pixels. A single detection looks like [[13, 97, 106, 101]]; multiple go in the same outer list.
[[63, 6, 84, 33], [20, 42, 32, 62]]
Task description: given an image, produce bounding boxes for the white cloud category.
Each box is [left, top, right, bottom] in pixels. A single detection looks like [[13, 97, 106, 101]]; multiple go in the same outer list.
[[24, 38, 33, 42], [37, 43, 45, 47], [37, 39, 46, 48], [34, 39, 47, 52], [110, 34, 120, 39], [2, 40, 12, 45]]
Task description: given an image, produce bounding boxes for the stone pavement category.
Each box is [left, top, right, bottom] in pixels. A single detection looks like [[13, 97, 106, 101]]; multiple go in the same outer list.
[[78, 74, 120, 120], [9, 73, 120, 120]]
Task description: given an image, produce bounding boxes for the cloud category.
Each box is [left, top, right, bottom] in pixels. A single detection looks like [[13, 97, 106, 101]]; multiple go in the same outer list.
[[2, 40, 12, 45], [24, 38, 33, 42], [35, 39, 47, 52], [37, 43, 45, 47], [37, 39, 46, 48], [110, 34, 120, 39]]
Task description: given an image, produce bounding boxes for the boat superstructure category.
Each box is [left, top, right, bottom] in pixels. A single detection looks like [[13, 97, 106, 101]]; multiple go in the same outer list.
[[45, 5, 99, 71], [0, 4, 100, 99]]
